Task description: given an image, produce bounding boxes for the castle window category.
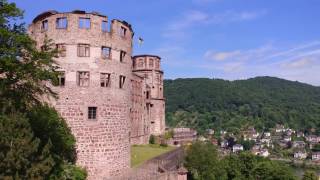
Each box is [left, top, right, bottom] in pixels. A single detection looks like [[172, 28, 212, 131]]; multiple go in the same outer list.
[[102, 21, 108, 32], [77, 71, 90, 87], [88, 107, 97, 120], [58, 71, 65, 86], [56, 44, 66, 57], [138, 59, 144, 67], [78, 44, 90, 57], [79, 17, 90, 29], [119, 75, 126, 89], [155, 60, 160, 69], [149, 59, 154, 68], [101, 46, 111, 59], [56, 17, 67, 29], [120, 26, 126, 37], [120, 50, 126, 62], [100, 73, 111, 87], [41, 20, 48, 31]]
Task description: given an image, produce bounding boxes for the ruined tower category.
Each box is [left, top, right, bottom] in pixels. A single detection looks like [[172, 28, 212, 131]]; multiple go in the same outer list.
[[132, 55, 165, 135], [28, 10, 165, 179], [28, 10, 133, 179]]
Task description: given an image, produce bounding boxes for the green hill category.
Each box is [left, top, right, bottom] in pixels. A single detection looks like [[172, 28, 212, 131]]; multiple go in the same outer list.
[[164, 77, 320, 134]]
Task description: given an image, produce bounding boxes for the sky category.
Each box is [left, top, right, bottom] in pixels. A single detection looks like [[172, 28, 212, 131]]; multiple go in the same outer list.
[[11, 0, 320, 86]]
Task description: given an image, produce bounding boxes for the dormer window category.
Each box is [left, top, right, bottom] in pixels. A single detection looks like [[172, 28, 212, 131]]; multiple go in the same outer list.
[[120, 26, 126, 37], [79, 18, 90, 29], [56, 17, 67, 29], [41, 20, 48, 31]]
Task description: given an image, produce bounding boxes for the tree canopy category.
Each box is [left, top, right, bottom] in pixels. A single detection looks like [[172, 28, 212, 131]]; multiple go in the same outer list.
[[0, 1, 86, 179], [164, 77, 320, 134]]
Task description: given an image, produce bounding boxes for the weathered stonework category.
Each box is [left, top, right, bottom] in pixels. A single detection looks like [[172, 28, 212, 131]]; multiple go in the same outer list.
[[28, 10, 165, 179]]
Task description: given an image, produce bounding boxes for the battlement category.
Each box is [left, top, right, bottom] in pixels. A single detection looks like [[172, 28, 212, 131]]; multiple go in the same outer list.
[[29, 10, 134, 50]]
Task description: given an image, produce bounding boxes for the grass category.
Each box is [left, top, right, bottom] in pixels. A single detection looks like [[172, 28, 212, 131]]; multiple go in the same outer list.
[[131, 144, 176, 168]]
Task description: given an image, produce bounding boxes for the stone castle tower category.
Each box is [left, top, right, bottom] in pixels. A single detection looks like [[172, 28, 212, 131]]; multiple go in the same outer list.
[[28, 10, 165, 179]]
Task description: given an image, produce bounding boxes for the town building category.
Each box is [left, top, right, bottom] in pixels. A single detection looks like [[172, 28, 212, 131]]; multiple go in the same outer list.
[[28, 10, 165, 179], [292, 141, 306, 149], [312, 152, 320, 161], [294, 151, 307, 159], [232, 144, 244, 153]]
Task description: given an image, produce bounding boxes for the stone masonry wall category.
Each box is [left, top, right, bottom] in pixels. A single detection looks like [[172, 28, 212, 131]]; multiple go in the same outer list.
[[28, 11, 133, 179]]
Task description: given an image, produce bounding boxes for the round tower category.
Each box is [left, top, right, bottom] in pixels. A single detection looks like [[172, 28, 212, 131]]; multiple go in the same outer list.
[[132, 55, 165, 135], [28, 10, 133, 179]]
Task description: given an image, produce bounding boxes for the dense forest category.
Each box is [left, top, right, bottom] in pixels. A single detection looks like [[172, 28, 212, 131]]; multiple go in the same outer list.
[[164, 77, 320, 134]]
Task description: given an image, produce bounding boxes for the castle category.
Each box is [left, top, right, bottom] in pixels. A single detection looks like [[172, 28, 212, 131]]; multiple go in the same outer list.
[[28, 10, 165, 179]]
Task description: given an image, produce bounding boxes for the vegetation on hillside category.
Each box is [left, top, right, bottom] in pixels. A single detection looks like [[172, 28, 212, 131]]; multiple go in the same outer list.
[[0, 1, 86, 179], [185, 142, 298, 180], [164, 77, 320, 134]]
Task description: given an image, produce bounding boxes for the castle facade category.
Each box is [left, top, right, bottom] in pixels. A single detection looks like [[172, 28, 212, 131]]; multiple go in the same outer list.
[[28, 10, 165, 179]]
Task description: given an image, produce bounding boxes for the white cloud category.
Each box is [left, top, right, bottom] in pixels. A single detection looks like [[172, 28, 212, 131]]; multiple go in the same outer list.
[[282, 58, 314, 69], [163, 10, 267, 38], [204, 50, 241, 61]]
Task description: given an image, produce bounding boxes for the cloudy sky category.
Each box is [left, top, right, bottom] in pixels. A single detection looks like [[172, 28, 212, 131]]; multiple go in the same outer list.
[[12, 0, 320, 86]]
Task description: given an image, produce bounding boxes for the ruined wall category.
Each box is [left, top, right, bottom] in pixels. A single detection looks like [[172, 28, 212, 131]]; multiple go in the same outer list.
[[130, 74, 150, 144], [132, 55, 165, 135], [28, 10, 133, 179]]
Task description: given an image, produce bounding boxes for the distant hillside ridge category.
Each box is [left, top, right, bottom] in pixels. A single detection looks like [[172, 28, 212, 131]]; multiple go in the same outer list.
[[164, 76, 320, 134]]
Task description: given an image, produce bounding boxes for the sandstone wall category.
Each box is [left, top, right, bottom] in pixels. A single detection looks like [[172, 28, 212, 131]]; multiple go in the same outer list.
[[28, 11, 133, 179]]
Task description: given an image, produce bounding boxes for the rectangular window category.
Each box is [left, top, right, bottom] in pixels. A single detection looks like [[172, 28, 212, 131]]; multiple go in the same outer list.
[[88, 107, 97, 120], [79, 18, 90, 29], [100, 73, 111, 87], [56, 17, 67, 29], [58, 71, 65, 86], [41, 20, 48, 31], [149, 59, 154, 67], [56, 44, 66, 57], [101, 46, 111, 59], [78, 44, 90, 57], [119, 75, 126, 89], [77, 71, 90, 87], [120, 26, 126, 37], [138, 59, 144, 67], [120, 50, 126, 62], [102, 21, 108, 32]]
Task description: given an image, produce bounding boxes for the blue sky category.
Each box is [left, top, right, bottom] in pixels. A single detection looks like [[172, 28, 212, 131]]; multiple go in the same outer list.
[[12, 0, 320, 86]]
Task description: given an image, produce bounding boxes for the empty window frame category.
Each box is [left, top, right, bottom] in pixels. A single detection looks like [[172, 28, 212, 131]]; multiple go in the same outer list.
[[79, 17, 91, 29], [100, 73, 111, 87], [119, 26, 127, 37], [155, 60, 160, 69], [41, 20, 48, 31], [88, 107, 97, 120], [149, 59, 154, 68], [56, 43, 66, 57], [101, 46, 111, 59], [101, 20, 108, 32], [138, 59, 144, 67], [119, 75, 126, 89], [78, 44, 90, 57], [120, 50, 126, 62], [58, 71, 65, 86], [77, 71, 90, 87], [56, 17, 67, 29]]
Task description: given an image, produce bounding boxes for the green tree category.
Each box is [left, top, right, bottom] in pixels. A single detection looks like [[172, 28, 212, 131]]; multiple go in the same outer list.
[[185, 141, 226, 180], [0, 0, 59, 113], [0, 114, 55, 179], [0, 1, 86, 179], [302, 170, 318, 180]]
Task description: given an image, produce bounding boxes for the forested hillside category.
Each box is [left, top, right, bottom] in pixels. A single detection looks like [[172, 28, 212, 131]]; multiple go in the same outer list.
[[164, 77, 320, 134]]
